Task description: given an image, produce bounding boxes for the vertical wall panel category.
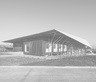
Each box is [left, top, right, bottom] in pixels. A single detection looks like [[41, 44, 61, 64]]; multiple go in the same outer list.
[[28, 40, 43, 56]]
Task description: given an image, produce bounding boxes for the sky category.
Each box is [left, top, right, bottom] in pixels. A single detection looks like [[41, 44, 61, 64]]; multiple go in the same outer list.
[[0, 0, 96, 45]]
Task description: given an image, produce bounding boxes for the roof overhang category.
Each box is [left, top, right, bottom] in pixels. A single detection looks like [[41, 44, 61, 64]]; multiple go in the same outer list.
[[57, 30, 91, 48], [3, 29, 91, 48]]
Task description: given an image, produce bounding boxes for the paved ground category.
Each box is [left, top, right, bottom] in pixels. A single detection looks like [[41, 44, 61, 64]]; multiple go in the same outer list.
[[0, 66, 96, 82]]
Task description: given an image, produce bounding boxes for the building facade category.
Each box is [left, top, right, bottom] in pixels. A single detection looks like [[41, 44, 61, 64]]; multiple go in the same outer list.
[[4, 29, 91, 56]]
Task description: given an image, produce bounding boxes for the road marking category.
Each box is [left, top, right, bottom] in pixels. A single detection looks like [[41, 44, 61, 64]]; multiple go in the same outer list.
[[20, 69, 32, 82]]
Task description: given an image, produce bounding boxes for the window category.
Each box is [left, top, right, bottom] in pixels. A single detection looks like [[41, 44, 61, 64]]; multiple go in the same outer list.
[[46, 43, 52, 53], [46, 43, 49, 53], [25, 44, 29, 52], [59, 44, 63, 52], [63, 45, 67, 52], [53, 44, 58, 52]]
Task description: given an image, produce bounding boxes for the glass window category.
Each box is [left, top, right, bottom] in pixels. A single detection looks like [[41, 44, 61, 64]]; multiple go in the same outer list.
[[59, 44, 63, 52], [63, 45, 67, 52], [46, 43, 49, 53], [53, 44, 58, 52], [46, 43, 52, 53], [25, 44, 29, 52]]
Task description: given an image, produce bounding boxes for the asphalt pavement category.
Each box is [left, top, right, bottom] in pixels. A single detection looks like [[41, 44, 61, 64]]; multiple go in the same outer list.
[[0, 66, 96, 82]]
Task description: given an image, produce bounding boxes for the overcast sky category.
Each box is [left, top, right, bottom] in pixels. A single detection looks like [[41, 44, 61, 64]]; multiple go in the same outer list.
[[0, 0, 96, 45]]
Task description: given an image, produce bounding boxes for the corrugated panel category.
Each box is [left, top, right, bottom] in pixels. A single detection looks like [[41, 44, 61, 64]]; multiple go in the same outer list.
[[30, 41, 36, 55], [29, 40, 43, 56], [37, 40, 43, 56], [42, 41, 47, 56]]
